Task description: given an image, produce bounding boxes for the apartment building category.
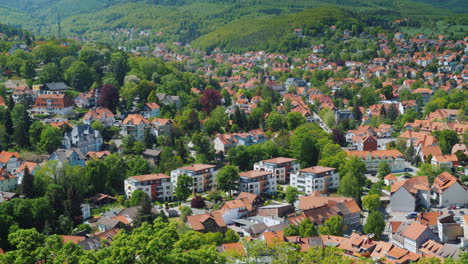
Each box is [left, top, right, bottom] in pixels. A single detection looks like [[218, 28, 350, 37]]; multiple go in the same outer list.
[[253, 157, 300, 184], [290, 166, 339, 194], [171, 164, 217, 193]]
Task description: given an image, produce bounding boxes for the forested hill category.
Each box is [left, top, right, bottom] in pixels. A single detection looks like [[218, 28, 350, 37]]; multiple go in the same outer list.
[[0, 0, 465, 52]]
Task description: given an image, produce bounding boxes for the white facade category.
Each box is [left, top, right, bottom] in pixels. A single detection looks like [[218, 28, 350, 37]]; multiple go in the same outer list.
[[290, 167, 339, 194], [81, 204, 91, 220], [253, 158, 300, 184], [124, 175, 173, 201], [171, 165, 217, 193], [239, 170, 276, 196]]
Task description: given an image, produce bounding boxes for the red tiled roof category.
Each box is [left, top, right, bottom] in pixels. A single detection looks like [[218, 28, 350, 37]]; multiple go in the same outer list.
[[130, 173, 170, 182]]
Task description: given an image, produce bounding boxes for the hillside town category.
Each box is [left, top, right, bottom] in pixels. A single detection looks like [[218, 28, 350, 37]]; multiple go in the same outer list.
[[0, 23, 467, 263]]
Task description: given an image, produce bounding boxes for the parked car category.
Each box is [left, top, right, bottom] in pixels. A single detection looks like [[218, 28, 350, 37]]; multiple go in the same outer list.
[[460, 211, 465, 215], [456, 205, 461, 209], [448, 210, 454, 215], [406, 212, 417, 219], [450, 205, 456, 209]]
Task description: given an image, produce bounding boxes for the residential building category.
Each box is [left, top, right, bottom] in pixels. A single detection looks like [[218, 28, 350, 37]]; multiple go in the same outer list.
[[437, 214, 463, 243], [431, 155, 459, 169], [141, 102, 161, 119], [121, 114, 149, 141], [186, 212, 227, 233], [0, 151, 21, 174], [124, 173, 173, 201], [290, 166, 339, 194], [257, 203, 294, 218], [155, 93, 180, 108], [151, 118, 174, 137], [171, 164, 217, 193], [31, 93, 74, 115], [391, 221, 438, 253], [346, 150, 405, 173], [253, 157, 300, 184], [419, 240, 461, 260], [0, 168, 17, 192], [351, 135, 377, 151], [62, 124, 103, 154], [81, 204, 91, 220], [390, 176, 430, 212], [239, 170, 276, 195], [15, 161, 39, 184], [41, 82, 68, 94], [432, 171, 468, 207], [214, 129, 267, 155], [83, 107, 115, 127], [49, 148, 86, 167]]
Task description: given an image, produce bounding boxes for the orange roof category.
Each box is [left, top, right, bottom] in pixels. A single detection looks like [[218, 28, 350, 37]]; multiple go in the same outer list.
[[222, 243, 244, 255], [346, 149, 403, 159], [16, 161, 38, 173], [432, 171, 464, 193], [145, 102, 161, 109], [390, 221, 402, 232], [130, 173, 170, 182], [402, 221, 430, 241], [384, 174, 397, 180], [178, 164, 215, 172], [0, 248, 4, 254], [123, 114, 149, 125], [239, 170, 271, 178], [86, 151, 111, 159], [0, 168, 15, 181], [112, 215, 130, 225], [263, 231, 284, 246], [420, 146, 442, 158], [299, 196, 353, 210], [300, 166, 336, 174], [83, 107, 115, 120], [391, 176, 430, 194], [416, 212, 444, 226], [186, 211, 226, 231], [261, 157, 297, 164], [0, 151, 20, 164], [61, 235, 86, 244], [387, 246, 408, 259], [343, 199, 361, 214]]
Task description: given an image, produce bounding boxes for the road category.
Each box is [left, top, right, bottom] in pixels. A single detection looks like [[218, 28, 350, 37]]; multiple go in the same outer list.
[[312, 112, 332, 133]]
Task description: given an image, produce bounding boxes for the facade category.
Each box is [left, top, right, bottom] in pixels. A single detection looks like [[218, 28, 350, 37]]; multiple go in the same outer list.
[[124, 173, 173, 201], [0, 168, 17, 192], [121, 114, 149, 141], [290, 166, 339, 194], [49, 148, 86, 167], [83, 107, 115, 126], [432, 172, 468, 207], [0, 151, 22, 174], [214, 129, 267, 155], [31, 93, 74, 115], [141, 102, 161, 119], [171, 164, 217, 193], [390, 176, 430, 212], [352, 135, 378, 151], [346, 150, 405, 173], [253, 157, 300, 184], [151, 118, 174, 137], [62, 124, 103, 154], [239, 170, 275, 196], [186, 212, 227, 233]]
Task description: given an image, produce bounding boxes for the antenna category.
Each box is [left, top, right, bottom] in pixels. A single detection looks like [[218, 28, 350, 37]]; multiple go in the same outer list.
[[57, 10, 62, 39]]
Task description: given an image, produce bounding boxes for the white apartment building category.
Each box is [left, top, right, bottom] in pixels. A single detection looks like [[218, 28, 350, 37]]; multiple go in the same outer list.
[[290, 166, 339, 194], [171, 164, 217, 193], [253, 157, 300, 184]]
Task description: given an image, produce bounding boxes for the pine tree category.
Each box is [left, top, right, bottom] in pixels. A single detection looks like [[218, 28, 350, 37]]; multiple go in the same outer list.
[[20, 167, 35, 198], [134, 193, 155, 227]]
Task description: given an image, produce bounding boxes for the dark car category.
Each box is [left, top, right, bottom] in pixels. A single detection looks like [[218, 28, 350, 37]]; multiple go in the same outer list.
[[448, 210, 454, 215], [461, 211, 465, 215]]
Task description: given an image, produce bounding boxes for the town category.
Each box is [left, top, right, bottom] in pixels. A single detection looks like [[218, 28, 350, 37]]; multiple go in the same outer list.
[[0, 21, 467, 263]]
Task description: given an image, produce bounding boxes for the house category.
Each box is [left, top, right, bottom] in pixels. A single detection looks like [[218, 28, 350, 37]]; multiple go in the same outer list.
[[284, 78, 307, 89], [385, 246, 422, 264], [41, 82, 68, 94], [437, 214, 464, 243], [351, 135, 377, 151], [384, 174, 398, 186], [219, 200, 250, 224], [214, 129, 267, 155], [411, 88, 433, 105], [81, 204, 91, 220], [375, 124, 394, 138], [74, 91, 95, 108], [346, 150, 405, 173], [141, 102, 161, 119], [31, 93, 74, 116], [124, 173, 173, 202], [426, 109, 459, 122], [142, 149, 161, 166], [151, 118, 174, 137], [0, 151, 22, 174], [293, 194, 361, 230], [86, 151, 111, 160], [370, 241, 394, 261], [121, 114, 149, 141], [62, 124, 103, 154], [239, 170, 276, 196], [419, 240, 461, 260], [186, 211, 227, 233], [49, 148, 86, 167], [415, 211, 444, 233], [335, 109, 355, 123], [155, 93, 180, 108], [390, 176, 430, 212], [83, 107, 115, 127], [96, 217, 126, 232], [338, 233, 377, 258], [253, 157, 300, 184], [171, 164, 217, 193], [391, 221, 438, 253], [0, 192, 18, 203], [451, 144, 467, 155], [15, 161, 39, 184], [0, 168, 18, 192], [432, 171, 468, 207], [236, 192, 264, 214], [431, 155, 458, 169], [419, 145, 443, 163], [290, 166, 339, 194], [78, 228, 120, 250], [257, 203, 294, 218]]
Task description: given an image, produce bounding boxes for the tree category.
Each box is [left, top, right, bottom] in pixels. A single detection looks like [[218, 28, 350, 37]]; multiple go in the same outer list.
[[200, 88, 222, 114], [289, 126, 319, 167], [286, 111, 306, 130], [319, 216, 343, 236], [224, 228, 239, 243], [339, 172, 363, 204], [285, 186, 299, 205], [433, 130, 459, 154], [179, 206, 192, 221], [362, 194, 381, 212], [363, 211, 385, 239], [265, 112, 284, 131], [109, 51, 129, 85], [29, 121, 44, 147], [216, 166, 240, 196], [175, 174, 193, 201], [129, 190, 146, 207], [39, 63, 62, 83], [377, 161, 391, 179], [20, 167, 35, 198], [3, 108, 13, 136], [298, 218, 318, 238], [417, 164, 445, 184], [64, 61, 94, 92], [98, 84, 119, 113], [11, 103, 31, 148], [191, 195, 206, 209], [283, 224, 299, 236], [38, 125, 62, 154], [134, 193, 155, 227]]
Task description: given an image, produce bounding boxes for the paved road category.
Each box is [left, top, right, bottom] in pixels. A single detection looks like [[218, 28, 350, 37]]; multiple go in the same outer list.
[[312, 112, 332, 133]]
